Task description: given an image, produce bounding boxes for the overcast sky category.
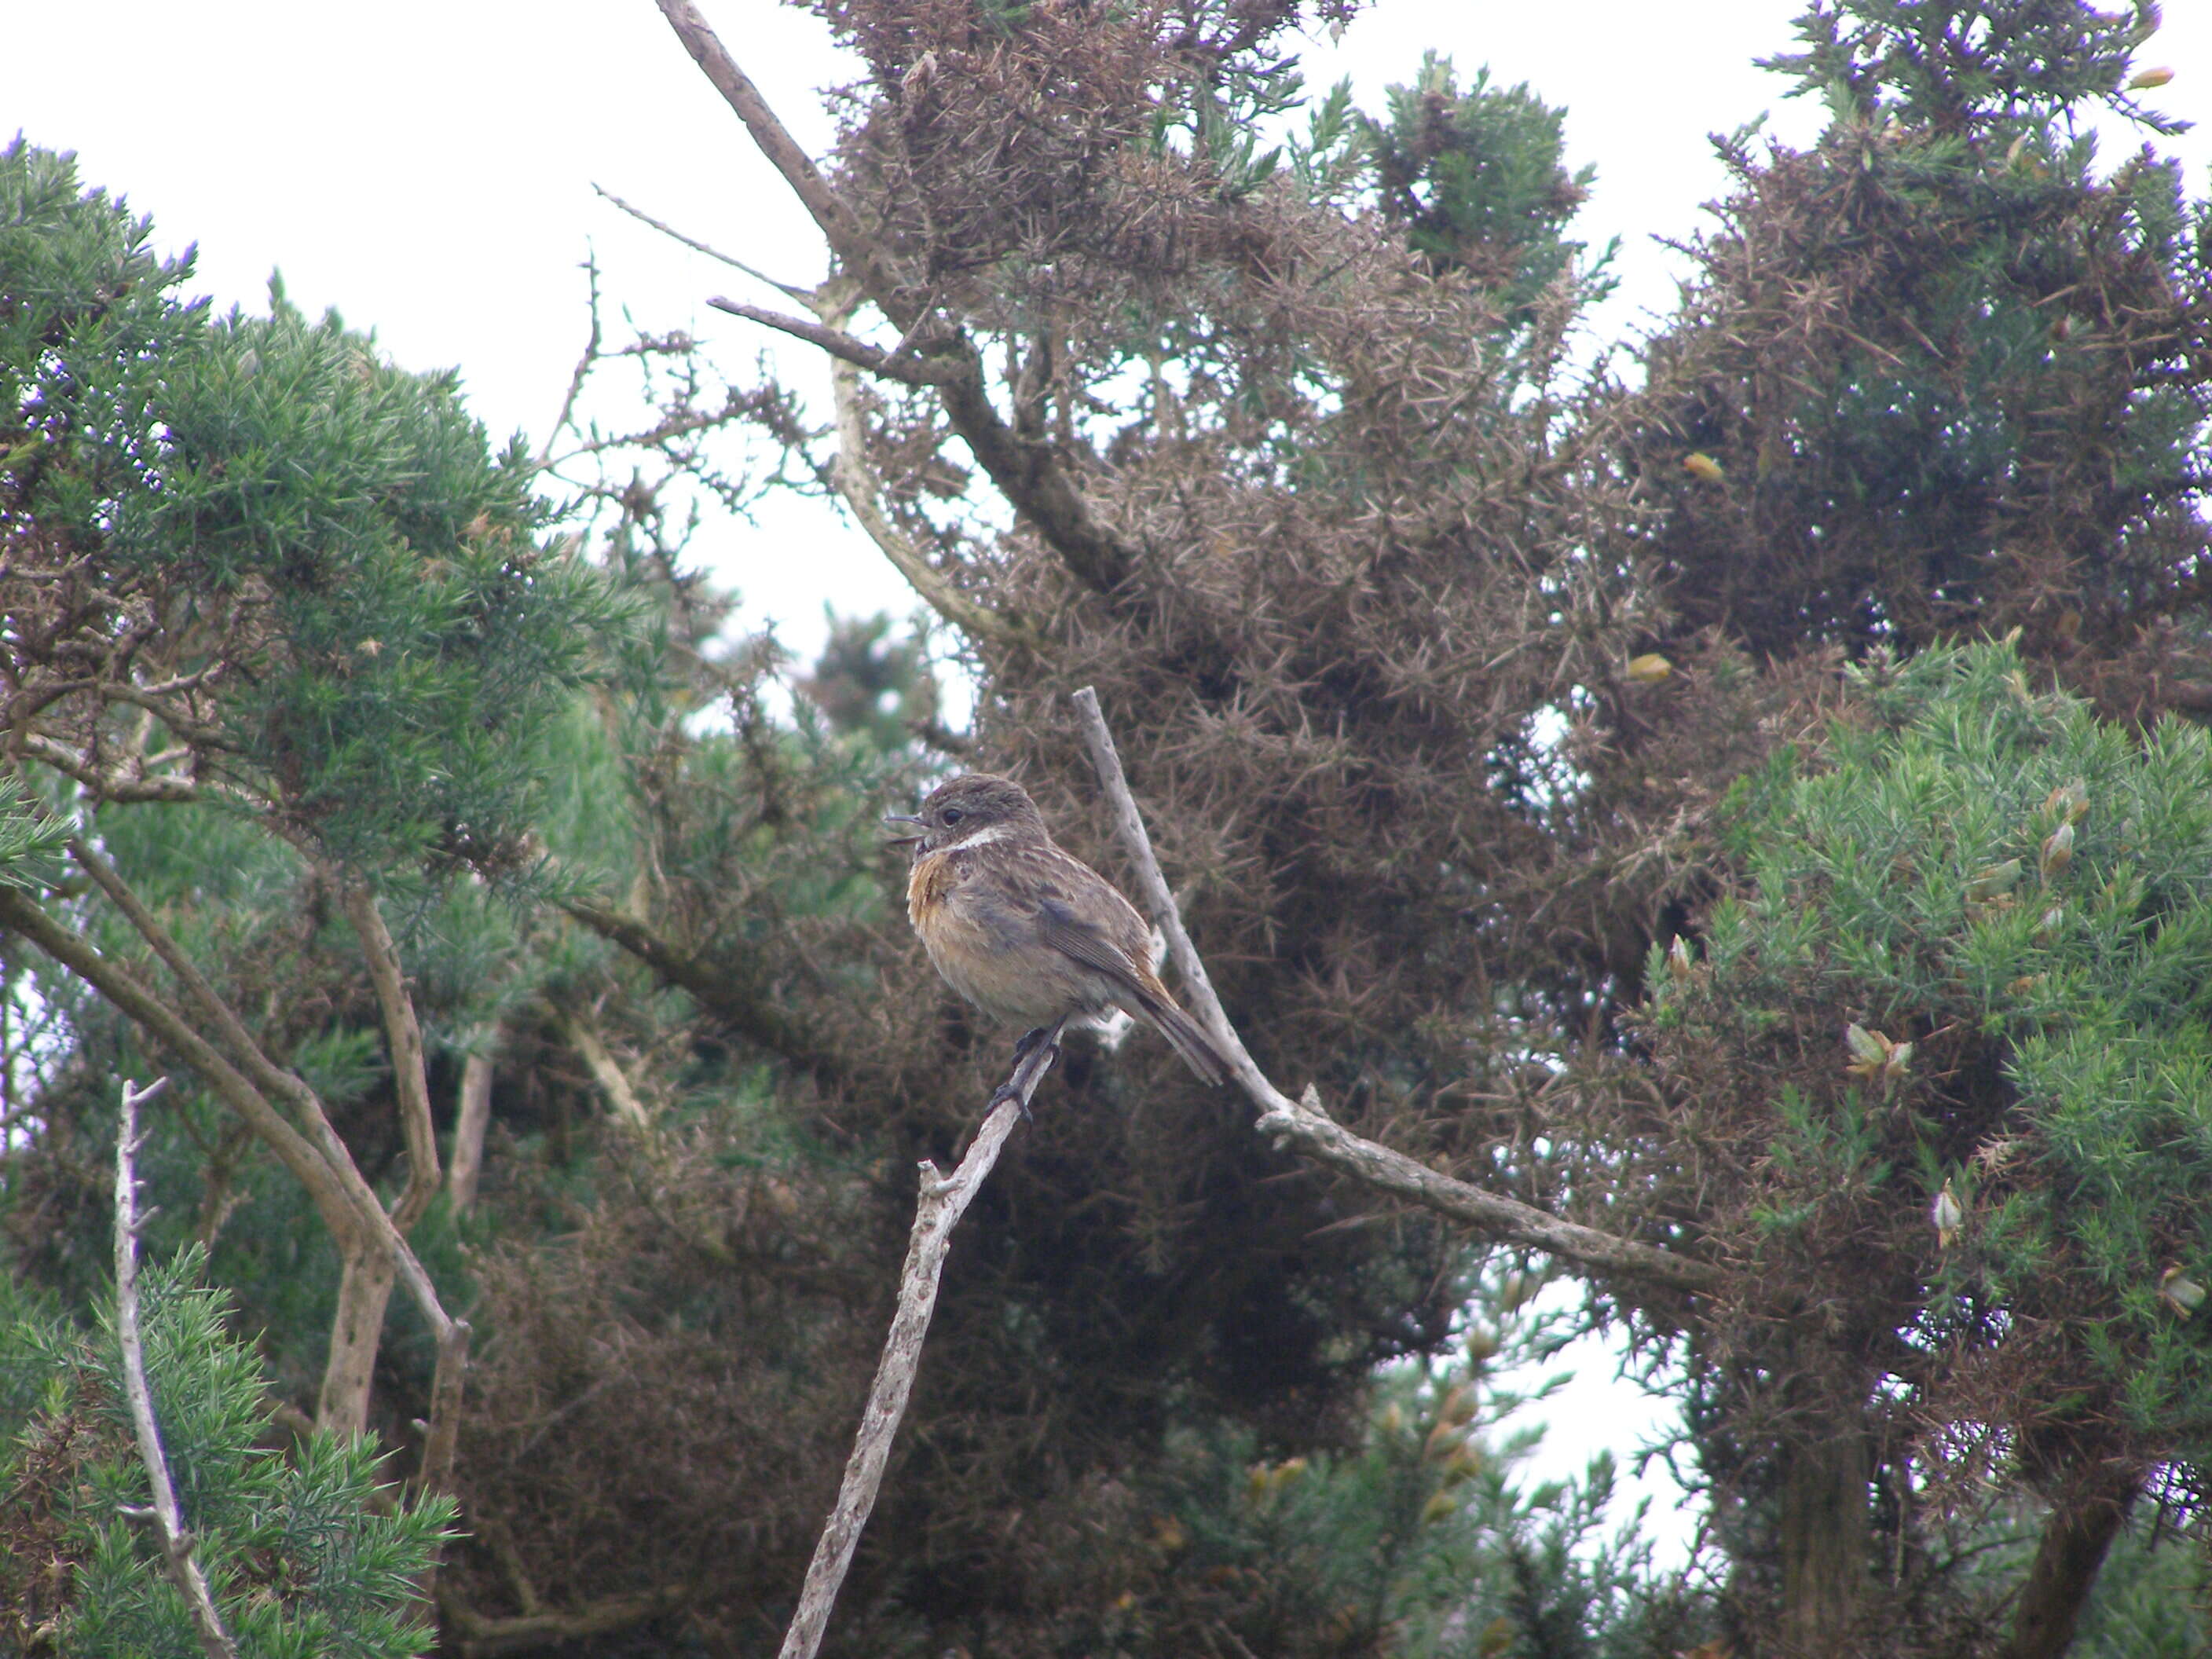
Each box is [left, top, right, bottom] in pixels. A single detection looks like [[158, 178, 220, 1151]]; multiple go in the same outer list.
[[6, 0, 2206, 1563]]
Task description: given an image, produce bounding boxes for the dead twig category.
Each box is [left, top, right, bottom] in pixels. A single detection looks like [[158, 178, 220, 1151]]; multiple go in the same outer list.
[[112, 1075, 240, 1659], [776, 1017, 1071, 1659]]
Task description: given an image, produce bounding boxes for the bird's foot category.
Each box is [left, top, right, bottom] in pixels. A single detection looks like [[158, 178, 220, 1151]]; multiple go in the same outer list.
[[992, 1026, 1065, 1122]]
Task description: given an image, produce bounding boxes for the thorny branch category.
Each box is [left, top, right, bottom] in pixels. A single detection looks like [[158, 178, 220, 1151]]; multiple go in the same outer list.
[[776, 1018, 1072, 1659], [705, 295, 954, 386], [112, 1075, 241, 1659], [1068, 687, 1729, 1302], [811, 285, 1038, 652]]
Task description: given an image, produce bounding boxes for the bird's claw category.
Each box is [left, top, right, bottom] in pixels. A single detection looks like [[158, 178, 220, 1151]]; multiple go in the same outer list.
[[992, 1027, 1064, 1122], [987, 1079, 1036, 1123]]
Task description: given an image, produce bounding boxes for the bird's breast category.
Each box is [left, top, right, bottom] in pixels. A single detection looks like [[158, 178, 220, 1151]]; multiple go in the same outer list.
[[906, 848, 960, 932], [906, 846, 1097, 1024]]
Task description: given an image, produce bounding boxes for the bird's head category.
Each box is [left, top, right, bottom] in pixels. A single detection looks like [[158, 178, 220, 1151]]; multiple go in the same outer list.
[[884, 773, 1050, 855]]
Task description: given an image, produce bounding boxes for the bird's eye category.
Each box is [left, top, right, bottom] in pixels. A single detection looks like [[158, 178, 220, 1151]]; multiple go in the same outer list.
[[940, 808, 965, 826]]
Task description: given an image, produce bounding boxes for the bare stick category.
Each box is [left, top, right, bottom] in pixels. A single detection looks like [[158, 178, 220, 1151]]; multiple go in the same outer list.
[[593, 184, 811, 298], [1067, 687, 1727, 1301], [776, 1019, 1070, 1659], [534, 251, 605, 469], [705, 295, 952, 386], [113, 1075, 241, 1659]]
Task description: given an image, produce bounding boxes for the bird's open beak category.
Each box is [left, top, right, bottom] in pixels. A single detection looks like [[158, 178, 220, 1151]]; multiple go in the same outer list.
[[882, 811, 925, 851]]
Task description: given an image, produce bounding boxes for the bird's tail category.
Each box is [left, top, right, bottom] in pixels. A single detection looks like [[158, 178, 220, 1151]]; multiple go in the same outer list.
[[1137, 992, 1233, 1087]]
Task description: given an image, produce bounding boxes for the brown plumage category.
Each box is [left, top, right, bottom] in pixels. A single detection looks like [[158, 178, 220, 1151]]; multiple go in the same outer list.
[[885, 775, 1232, 1086]]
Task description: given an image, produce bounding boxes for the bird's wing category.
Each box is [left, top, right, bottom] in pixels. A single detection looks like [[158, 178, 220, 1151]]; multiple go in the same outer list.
[[1032, 895, 1149, 991]]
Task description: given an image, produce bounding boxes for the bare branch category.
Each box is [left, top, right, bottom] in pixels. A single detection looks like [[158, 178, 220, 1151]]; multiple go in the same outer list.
[[705, 295, 951, 386], [561, 1005, 652, 1129], [0, 884, 333, 1208], [1067, 687, 1728, 1302], [651, 0, 909, 310], [2001, 1465, 2142, 1659], [112, 1075, 241, 1659], [438, 1583, 695, 1657], [558, 895, 848, 1083], [654, 0, 1137, 595], [534, 251, 605, 470], [14, 731, 202, 802], [10, 866, 472, 1468], [449, 1030, 499, 1214], [778, 1020, 1070, 1659], [594, 184, 812, 298], [418, 1317, 473, 1503]]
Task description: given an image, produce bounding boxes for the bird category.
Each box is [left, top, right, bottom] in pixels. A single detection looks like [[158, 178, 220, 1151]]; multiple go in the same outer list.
[[884, 773, 1232, 1091]]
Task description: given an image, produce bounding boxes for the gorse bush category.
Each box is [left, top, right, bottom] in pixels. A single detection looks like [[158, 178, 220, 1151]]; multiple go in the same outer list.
[[0, 1250, 452, 1657]]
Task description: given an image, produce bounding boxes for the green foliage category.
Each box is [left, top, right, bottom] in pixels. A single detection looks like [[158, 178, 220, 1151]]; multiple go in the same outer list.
[[0, 771, 70, 887], [1761, 0, 2182, 136], [796, 610, 941, 752], [1636, 0, 2210, 662], [2070, 1514, 2212, 1657], [0, 1248, 453, 1657], [962, 1326, 1708, 1659], [1653, 640, 2212, 1470], [1, 136, 624, 882], [1363, 52, 1609, 313]]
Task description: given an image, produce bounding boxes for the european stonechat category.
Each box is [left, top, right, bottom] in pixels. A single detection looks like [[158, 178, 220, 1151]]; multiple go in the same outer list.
[[885, 774, 1231, 1087]]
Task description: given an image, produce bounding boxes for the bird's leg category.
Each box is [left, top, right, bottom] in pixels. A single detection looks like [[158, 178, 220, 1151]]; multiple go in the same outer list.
[[989, 1018, 1070, 1122]]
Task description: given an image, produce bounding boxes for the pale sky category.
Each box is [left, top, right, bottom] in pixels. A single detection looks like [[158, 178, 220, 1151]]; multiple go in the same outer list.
[[7, 0, 2206, 1573]]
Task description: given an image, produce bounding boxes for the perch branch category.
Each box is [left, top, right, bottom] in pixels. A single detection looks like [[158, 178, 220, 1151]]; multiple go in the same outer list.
[[776, 1019, 1071, 1659], [112, 1075, 241, 1659], [1067, 687, 1728, 1301]]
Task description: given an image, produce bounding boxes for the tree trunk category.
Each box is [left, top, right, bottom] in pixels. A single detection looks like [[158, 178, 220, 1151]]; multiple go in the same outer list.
[[2002, 1466, 2139, 1659], [1778, 1408, 1870, 1657]]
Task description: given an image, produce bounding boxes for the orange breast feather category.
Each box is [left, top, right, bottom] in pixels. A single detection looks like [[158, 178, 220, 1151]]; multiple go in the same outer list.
[[907, 849, 960, 933]]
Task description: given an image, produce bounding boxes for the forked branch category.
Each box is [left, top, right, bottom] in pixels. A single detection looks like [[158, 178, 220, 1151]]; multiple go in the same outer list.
[[1068, 687, 1728, 1302]]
